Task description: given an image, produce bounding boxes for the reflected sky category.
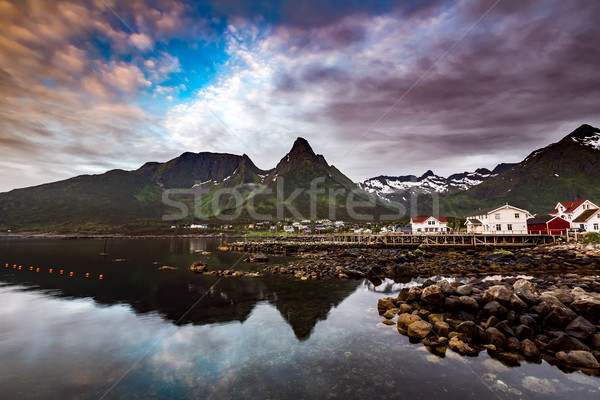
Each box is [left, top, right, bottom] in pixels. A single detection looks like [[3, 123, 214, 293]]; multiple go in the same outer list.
[[1, 282, 599, 400]]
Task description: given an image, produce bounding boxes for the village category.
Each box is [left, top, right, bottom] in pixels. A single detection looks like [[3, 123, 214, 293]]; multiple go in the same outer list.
[[411, 199, 600, 235]]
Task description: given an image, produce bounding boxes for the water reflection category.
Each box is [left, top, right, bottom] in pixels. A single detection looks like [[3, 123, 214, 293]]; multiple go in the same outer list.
[[0, 238, 360, 341]]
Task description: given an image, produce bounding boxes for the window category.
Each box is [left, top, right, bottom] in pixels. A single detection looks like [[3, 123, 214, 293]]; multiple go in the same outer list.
[[496, 224, 502, 231], [514, 213, 520, 219], [594, 224, 599, 231], [495, 213, 501, 219], [428, 220, 435, 225], [507, 224, 513, 231], [580, 224, 585, 230]]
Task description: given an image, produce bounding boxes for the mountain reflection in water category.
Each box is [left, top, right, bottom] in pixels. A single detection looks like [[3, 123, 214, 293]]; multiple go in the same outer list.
[[0, 238, 360, 340]]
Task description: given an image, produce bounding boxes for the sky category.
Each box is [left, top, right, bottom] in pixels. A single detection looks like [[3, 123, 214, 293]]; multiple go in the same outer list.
[[1, 0, 600, 192]]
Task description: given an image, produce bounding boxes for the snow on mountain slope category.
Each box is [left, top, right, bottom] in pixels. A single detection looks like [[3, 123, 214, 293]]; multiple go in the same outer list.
[[358, 167, 502, 198]]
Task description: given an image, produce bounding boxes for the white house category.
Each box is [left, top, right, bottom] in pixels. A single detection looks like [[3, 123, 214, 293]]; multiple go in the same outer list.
[[465, 204, 532, 234], [549, 199, 599, 225], [572, 208, 600, 232], [410, 216, 449, 233]]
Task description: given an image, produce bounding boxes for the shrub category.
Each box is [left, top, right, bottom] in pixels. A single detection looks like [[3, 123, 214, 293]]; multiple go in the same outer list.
[[581, 232, 600, 244]]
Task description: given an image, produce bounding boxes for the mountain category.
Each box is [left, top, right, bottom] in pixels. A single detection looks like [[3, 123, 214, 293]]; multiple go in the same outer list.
[[0, 138, 397, 232], [358, 163, 516, 203], [437, 124, 600, 217]]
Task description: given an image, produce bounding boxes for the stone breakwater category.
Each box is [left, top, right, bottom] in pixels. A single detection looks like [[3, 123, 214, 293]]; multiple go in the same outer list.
[[377, 275, 600, 374], [219, 242, 600, 280]]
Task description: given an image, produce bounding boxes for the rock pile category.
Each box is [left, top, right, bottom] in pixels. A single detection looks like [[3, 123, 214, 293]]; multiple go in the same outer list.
[[378, 275, 600, 374]]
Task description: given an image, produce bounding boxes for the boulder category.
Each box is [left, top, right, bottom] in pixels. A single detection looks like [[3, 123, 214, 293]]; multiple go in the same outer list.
[[455, 285, 472, 296], [189, 261, 208, 273], [485, 327, 507, 349], [483, 301, 508, 317], [548, 333, 590, 352], [509, 294, 528, 310], [398, 303, 412, 314], [449, 336, 477, 355], [434, 321, 450, 337], [382, 309, 396, 320], [484, 316, 500, 329], [538, 293, 565, 308], [377, 298, 395, 314], [519, 314, 539, 330], [507, 337, 521, 352], [444, 297, 461, 312], [436, 280, 455, 295], [456, 321, 479, 339], [483, 285, 513, 303], [570, 297, 600, 319], [544, 306, 577, 327], [514, 324, 535, 341], [459, 296, 479, 310], [520, 339, 540, 358], [565, 316, 596, 339], [397, 313, 422, 329], [513, 279, 536, 292], [421, 285, 444, 305], [591, 334, 600, 350], [244, 253, 269, 262], [495, 320, 516, 338], [533, 301, 551, 316], [407, 321, 433, 339], [427, 313, 444, 325], [556, 350, 600, 370], [407, 286, 423, 301], [514, 288, 538, 304]]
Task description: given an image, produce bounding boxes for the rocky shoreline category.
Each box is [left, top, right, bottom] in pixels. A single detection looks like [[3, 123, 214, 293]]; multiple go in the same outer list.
[[377, 275, 600, 375], [219, 241, 600, 280]]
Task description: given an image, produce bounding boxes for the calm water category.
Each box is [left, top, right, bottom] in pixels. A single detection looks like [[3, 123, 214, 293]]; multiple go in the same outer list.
[[0, 238, 598, 400]]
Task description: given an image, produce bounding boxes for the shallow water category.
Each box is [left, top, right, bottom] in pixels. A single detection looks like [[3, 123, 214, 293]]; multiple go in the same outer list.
[[0, 238, 598, 399]]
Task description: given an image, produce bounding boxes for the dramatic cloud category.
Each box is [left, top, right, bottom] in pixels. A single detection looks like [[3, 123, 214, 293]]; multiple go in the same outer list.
[[1, 0, 600, 191]]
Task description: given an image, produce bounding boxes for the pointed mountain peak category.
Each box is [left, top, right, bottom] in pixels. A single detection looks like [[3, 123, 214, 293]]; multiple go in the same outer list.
[[566, 124, 600, 140], [290, 137, 315, 154], [420, 170, 435, 179]]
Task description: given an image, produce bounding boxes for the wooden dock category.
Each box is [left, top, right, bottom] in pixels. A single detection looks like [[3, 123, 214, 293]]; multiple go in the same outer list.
[[266, 233, 559, 248]]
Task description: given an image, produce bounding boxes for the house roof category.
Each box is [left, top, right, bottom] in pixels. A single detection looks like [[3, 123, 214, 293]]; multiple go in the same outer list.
[[550, 199, 587, 215], [411, 216, 448, 223], [573, 208, 599, 222], [467, 219, 482, 225], [465, 204, 530, 217], [527, 216, 552, 225]]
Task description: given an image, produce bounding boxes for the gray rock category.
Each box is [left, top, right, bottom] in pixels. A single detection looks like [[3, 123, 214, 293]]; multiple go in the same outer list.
[[565, 316, 596, 339], [556, 350, 600, 369]]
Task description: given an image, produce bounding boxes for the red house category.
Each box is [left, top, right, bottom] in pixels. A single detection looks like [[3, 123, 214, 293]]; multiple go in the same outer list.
[[527, 216, 570, 235]]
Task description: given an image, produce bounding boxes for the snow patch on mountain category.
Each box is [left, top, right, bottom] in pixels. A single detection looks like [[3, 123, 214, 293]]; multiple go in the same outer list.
[[358, 168, 496, 197]]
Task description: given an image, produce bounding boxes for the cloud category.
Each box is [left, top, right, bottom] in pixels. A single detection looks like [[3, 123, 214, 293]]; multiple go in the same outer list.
[[2, 0, 600, 193]]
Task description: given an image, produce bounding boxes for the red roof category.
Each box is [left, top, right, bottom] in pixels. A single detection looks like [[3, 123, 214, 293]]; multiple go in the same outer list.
[[411, 216, 448, 223], [550, 199, 586, 214]]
